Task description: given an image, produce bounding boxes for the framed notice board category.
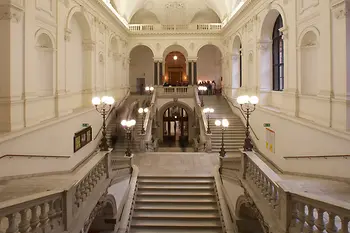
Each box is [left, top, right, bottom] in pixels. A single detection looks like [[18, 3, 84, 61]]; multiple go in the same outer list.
[[74, 126, 92, 153]]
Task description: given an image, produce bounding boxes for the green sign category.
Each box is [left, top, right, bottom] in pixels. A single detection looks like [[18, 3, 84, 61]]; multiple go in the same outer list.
[[263, 123, 270, 127], [82, 123, 89, 127]]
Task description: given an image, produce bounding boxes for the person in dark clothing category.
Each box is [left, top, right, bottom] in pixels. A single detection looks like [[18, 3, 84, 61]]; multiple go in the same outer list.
[[140, 83, 144, 95]]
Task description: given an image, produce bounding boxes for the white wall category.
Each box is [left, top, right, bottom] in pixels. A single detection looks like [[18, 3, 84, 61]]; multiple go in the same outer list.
[[220, 0, 350, 163], [0, 0, 129, 161], [129, 46, 154, 92], [197, 45, 222, 84]]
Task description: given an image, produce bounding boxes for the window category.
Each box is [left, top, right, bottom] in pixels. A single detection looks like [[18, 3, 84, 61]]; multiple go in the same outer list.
[[272, 15, 284, 91], [239, 43, 242, 87]]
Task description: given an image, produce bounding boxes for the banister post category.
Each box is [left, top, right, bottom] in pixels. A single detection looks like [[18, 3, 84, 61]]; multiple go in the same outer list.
[[277, 188, 292, 233], [63, 188, 75, 231], [240, 150, 247, 180]]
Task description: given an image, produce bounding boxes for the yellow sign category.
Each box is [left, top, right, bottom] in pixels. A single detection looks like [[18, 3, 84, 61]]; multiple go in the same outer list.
[[265, 128, 275, 153]]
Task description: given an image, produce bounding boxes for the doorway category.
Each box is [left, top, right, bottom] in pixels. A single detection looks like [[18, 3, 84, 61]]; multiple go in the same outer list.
[[136, 78, 145, 94], [163, 106, 188, 146]]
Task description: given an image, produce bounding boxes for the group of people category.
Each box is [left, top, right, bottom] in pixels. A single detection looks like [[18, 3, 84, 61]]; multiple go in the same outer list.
[[198, 80, 221, 95]]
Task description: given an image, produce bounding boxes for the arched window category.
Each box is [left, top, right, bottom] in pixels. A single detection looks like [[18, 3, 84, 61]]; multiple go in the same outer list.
[[239, 43, 242, 87], [272, 15, 284, 91]]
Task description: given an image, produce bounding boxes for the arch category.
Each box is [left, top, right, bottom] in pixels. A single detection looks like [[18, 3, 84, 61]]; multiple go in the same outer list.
[[157, 101, 194, 143], [130, 8, 160, 24], [298, 28, 319, 96], [35, 32, 54, 97], [197, 44, 222, 86], [128, 43, 155, 57], [163, 44, 189, 59], [190, 8, 221, 23], [34, 28, 56, 49], [66, 6, 92, 40], [195, 43, 223, 57], [232, 35, 242, 88], [259, 5, 287, 41]]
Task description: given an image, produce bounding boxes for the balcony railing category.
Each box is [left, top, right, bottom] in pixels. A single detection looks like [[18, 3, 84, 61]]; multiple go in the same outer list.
[[128, 23, 222, 33], [156, 86, 193, 97]]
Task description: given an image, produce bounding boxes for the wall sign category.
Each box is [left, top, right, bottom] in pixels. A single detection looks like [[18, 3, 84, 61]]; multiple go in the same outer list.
[[74, 126, 93, 153], [263, 123, 271, 127], [265, 128, 275, 153]]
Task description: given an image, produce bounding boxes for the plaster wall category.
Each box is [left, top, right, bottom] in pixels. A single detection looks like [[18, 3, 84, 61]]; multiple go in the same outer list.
[[220, 0, 350, 161], [0, 0, 129, 159]]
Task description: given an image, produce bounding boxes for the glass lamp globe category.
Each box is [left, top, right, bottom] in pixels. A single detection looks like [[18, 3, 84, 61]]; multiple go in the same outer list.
[[121, 120, 127, 126], [145, 86, 150, 91], [209, 108, 214, 113], [101, 96, 109, 104], [249, 96, 259, 105], [144, 108, 149, 113], [222, 119, 229, 127], [215, 120, 221, 126], [138, 108, 144, 114], [150, 87, 154, 91], [203, 108, 208, 113], [130, 119, 136, 126], [92, 97, 101, 105], [106, 96, 115, 105]]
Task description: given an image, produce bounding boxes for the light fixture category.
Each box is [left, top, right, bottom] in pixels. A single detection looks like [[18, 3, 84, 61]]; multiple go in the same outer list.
[[203, 108, 214, 134], [173, 55, 178, 60], [121, 119, 136, 156], [215, 119, 229, 157], [237, 95, 259, 151], [92, 96, 115, 151]]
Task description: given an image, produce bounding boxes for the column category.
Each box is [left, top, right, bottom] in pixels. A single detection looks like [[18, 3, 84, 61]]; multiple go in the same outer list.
[[159, 61, 163, 85], [153, 61, 158, 85], [0, 1, 25, 131], [193, 61, 197, 84], [82, 40, 95, 107], [188, 61, 193, 84]]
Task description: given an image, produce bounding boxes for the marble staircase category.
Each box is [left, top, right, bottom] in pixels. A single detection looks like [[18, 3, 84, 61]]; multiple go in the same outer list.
[[130, 176, 224, 233], [203, 96, 245, 153]]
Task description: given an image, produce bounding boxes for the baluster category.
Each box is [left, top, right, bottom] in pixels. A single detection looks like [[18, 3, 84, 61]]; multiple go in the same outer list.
[[314, 208, 325, 233], [55, 199, 62, 215], [6, 213, 18, 233], [325, 212, 337, 233], [88, 174, 94, 191], [79, 182, 86, 202], [262, 177, 269, 197], [18, 209, 30, 233], [39, 203, 49, 230], [297, 202, 306, 232], [338, 216, 349, 233], [271, 185, 278, 208], [267, 182, 273, 203], [304, 204, 315, 233], [47, 200, 56, 228], [30, 206, 40, 231], [289, 201, 298, 230], [75, 185, 81, 207]]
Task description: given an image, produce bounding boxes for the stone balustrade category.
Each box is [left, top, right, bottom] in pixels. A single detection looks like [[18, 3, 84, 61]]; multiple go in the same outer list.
[[0, 192, 64, 233], [239, 151, 350, 233], [156, 86, 193, 97], [0, 151, 133, 233], [128, 23, 222, 33]]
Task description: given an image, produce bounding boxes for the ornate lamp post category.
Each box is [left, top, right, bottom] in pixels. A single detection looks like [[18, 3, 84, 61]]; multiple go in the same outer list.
[[198, 86, 207, 107], [92, 96, 115, 151], [237, 95, 259, 151], [203, 108, 214, 134], [215, 119, 229, 157], [121, 119, 136, 157], [138, 107, 149, 134]]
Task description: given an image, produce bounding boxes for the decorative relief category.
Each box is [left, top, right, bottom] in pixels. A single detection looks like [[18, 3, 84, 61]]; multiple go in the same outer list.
[[299, 0, 319, 14], [64, 28, 72, 41], [165, 2, 185, 9], [332, 1, 349, 19], [256, 41, 271, 51], [82, 40, 96, 51], [0, 4, 24, 23]]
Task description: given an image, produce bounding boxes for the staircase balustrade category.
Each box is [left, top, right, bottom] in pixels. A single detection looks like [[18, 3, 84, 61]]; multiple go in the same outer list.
[[140, 91, 157, 152], [128, 23, 222, 33], [0, 152, 134, 233], [239, 151, 350, 233], [194, 86, 212, 152]]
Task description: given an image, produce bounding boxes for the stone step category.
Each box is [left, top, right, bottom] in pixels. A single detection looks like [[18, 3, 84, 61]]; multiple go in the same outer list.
[[130, 219, 222, 229], [133, 211, 219, 219], [134, 204, 218, 211], [135, 198, 217, 204], [138, 184, 214, 190], [130, 228, 223, 233]]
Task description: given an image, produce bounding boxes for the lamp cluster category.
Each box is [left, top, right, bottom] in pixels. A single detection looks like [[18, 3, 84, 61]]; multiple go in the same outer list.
[[145, 86, 154, 92], [92, 96, 115, 106], [215, 119, 229, 128], [237, 95, 259, 105], [121, 119, 136, 128]]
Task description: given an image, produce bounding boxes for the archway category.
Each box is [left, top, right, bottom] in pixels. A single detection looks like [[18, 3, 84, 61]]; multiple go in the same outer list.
[[163, 106, 189, 146], [232, 35, 242, 89], [129, 45, 154, 93], [164, 51, 188, 86], [197, 44, 222, 92]]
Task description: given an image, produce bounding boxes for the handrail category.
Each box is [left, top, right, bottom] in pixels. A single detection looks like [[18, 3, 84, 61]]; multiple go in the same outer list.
[[284, 154, 350, 159], [94, 90, 130, 140], [224, 94, 259, 140]]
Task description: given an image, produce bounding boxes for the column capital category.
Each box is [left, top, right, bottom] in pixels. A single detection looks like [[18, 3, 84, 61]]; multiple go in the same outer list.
[[256, 40, 272, 51], [153, 57, 163, 62], [0, 2, 24, 23], [82, 40, 96, 51], [187, 57, 197, 62]]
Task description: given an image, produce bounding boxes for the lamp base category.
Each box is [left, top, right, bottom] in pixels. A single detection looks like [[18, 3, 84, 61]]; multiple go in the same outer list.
[[243, 138, 254, 151], [219, 148, 226, 157]]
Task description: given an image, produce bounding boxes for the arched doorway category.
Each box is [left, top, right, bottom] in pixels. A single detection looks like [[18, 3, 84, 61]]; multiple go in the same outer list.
[[164, 51, 188, 86], [163, 106, 189, 146]]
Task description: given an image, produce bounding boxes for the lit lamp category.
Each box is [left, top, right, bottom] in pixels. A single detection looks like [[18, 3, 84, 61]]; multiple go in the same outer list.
[[145, 86, 154, 95], [92, 96, 115, 151], [198, 86, 207, 107], [237, 95, 259, 151], [121, 119, 136, 157], [138, 107, 148, 134], [203, 108, 214, 134], [215, 119, 229, 157]]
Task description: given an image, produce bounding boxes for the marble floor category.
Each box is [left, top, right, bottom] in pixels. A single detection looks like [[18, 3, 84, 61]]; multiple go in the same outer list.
[[133, 152, 220, 176]]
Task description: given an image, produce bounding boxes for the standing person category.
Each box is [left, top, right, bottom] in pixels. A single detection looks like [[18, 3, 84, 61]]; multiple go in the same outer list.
[[140, 83, 144, 95], [207, 81, 212, 95], [212, 81, 216, 95]]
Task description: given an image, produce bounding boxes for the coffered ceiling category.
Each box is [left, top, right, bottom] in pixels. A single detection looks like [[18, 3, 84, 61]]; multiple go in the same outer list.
[[111, 0, 242, 25]]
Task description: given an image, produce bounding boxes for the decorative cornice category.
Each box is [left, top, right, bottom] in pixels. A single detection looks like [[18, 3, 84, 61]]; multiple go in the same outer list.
[[0, 3, 24, 23], [331, 0, 349, 19]]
